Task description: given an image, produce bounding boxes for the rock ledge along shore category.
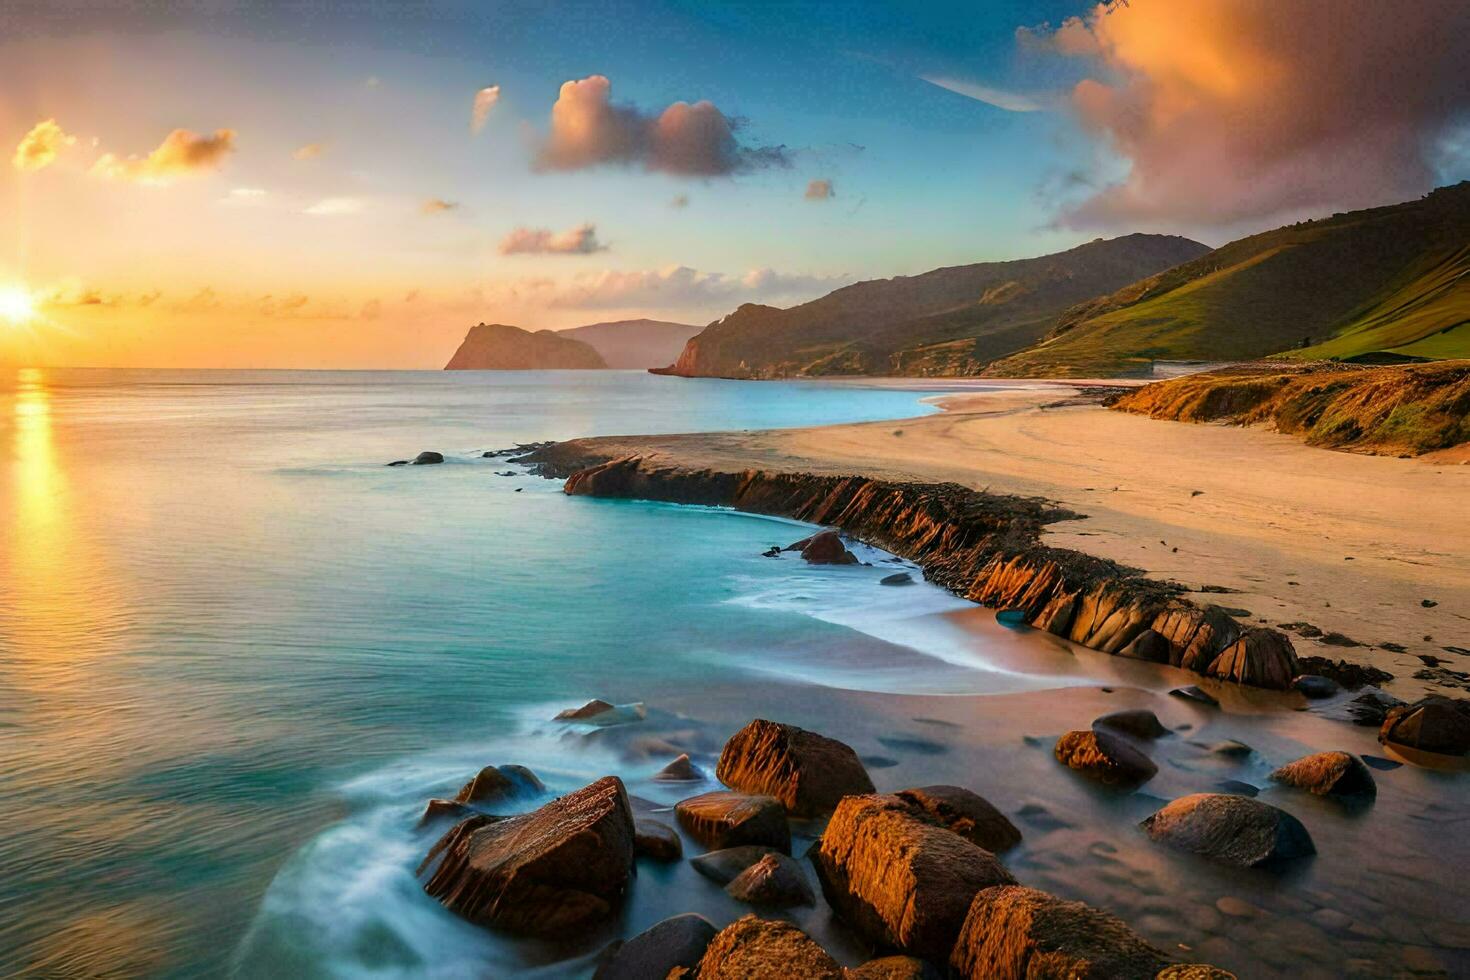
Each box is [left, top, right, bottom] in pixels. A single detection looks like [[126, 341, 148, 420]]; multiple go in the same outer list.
[[523, 446, 1303, 692]]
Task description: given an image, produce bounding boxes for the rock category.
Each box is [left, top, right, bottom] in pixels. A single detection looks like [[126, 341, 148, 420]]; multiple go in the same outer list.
[[634, 818, 683, 861], [1202, 739, 1252, 758], [1295, 656, 1394, 689], [418, 775, 636, 936], [386, 459, 408, 466], [847, 956, 943, 979], [1320, 631, 1361, 647], [950, 885, 1169, 980], [1291, 674, 1339, 699], [761, 546, 781, 558], [715, 718, 874, 818], [1206, 627, 1298, 689], [1156, 965, 1238, 979], [996, 608, 1028, 626], [1336, 688, 1404, 727], [555, 699, 647, 726], [694, 915, 843, 979], [1120, 628, 1173, 663], [895, 785, 1022, 853], [419, 798, 477, 825], [1361, 754, 1401, 771], [690, 845, 782, 885], [412, 451, 444, 465], [725, 852, 815, 906], [1093, 709, 1169, 740], [1270, 751, 1376, 797], [1170, 686, 1219, 707], [1140, 793, 1315, 868], [812, 794, 1017, 963], [1054, 730, 1158, 785], [556, 698, 616, 719], [785, 529, 859, 565], [654, 753, 705, 781], [675, 791, 791, 852], [594, 913, 718, 980], [1379, 695, 1470, 755], [881, 572, 915, 586], [454, 764, 543, 804]]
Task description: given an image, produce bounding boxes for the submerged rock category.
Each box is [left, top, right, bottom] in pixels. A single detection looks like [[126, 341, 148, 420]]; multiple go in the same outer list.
[[1054, 729, 1158, 785], [724, 851, 815, 907], [1270, 751, 1376, 797], [690, 845, 783, 885], [1170, 686, 1220, 707], [419, 798, 477, 826], [453, 764, 543, 804], [950, 885, 1169, 980], [418, 775, 636, 937], [784, 529, 859, 565], [812, 794, 1017, 963], [1141, 793, 1315, 868], [1291, 674, 1340, 699], [675, 791, 791, 852], [654, 753, 705, 782], [895, 785, 1022, 853], [412, 451, 444, 465], [881, 572, 915, 586], [1093, 709, 1169, 740], [555, 699, 647, 726], [1379, 695, 1470, 756], [595, 913, 717, 980], [715, 718, 874, 818], [693, 915, 842, 979], [633, 818, 683, 861], [386, 459, 409, 466]]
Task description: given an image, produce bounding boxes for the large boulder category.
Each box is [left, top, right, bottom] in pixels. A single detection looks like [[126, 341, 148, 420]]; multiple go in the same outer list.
[[716, 719, 874, 817], [812, 794, 1017, 963], [1205, 627, 1298, 689], [694, 915, 843, 979], [848, 957, 943, 979], [1270, 751, 1376, 797], [633, 818, 683, 861], [895, 785, 1022, 853], [1054, 730, 1158, 785], [1379, 695, 1470, 756], [675, 791, 791, 852], [418, 775, 636, 937], [1093, 709, 1169, 740], [725, 852, 815, 907], [1140, 793, 1315, 868], [950, 886, 1169, 979], [412, 451, 444, 465], [594, 913, 718, 980], [785, 529, 859, 565], [453, 764, 543, 804]]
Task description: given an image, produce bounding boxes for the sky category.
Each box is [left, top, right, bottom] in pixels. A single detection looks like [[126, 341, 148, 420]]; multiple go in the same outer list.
[[1, 0, 1467, 368]]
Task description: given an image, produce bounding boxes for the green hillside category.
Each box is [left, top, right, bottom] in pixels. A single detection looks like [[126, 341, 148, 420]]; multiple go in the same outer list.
[[987, 183, 1470, 377]]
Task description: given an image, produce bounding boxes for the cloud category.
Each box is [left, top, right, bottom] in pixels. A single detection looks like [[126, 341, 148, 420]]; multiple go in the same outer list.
[[920, 76, 1047, 112], [421, 198, 458, 214], [1023, 0, 1470, 229], [222, 187, 267, 207], [13, 119, 76, 171], [471, 86, 501, 133], [545, 264, 849, 309], [304, 197, 363, 216], [498, 222, 607, 255], [804, 178, 835, 200], [670, 194, 689, 209], [91, 128, 236, 185], [535, 75, 789, 176], [293, 142, 326, 161]]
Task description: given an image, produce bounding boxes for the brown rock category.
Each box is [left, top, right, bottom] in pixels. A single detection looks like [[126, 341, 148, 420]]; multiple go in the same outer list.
[[895, 785, 1022, 853], [634, 818, 684, 861], [847, 956, 943, 979], [655, 753, 705, 781], [419, 798, 477, 826], [786, 529, 860, 565], [595, 914, 717, 980], [454, 764, 543, 804], [1270, 751, 1376, 797], [1140, 793, 1315, 868], [690, 845, 783, 884], [555, 698, 616, 720], [1093, 709, 1169, 740], [1379, 695, 1470, 755], [812, 794, 1017, 964], [1120, 628, 1173, 663], [716, 719, 874, 817], [725, 852, 815, 907], [1054, 729, 1158, 785], [1153, 604, 1240, 672], [950, 885, 1169, 979], [675, 791, 791, 852], [694, 915, 843, 979], [1156, 966, 1238, 979], [418, 775, 636, 937], [1206, 627, 1298, 689]]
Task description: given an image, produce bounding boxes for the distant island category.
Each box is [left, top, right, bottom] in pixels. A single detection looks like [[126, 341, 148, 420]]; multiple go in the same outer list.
[[445, 319, 700, 371]]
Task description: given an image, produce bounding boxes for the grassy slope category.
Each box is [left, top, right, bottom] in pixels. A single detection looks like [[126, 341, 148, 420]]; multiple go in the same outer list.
[[987, 183, 1470, 378], [1110, 360, 1470, 456]]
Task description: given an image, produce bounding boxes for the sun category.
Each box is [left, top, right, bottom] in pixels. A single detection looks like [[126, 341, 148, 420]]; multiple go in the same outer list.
[[0, 285, 38, 325]]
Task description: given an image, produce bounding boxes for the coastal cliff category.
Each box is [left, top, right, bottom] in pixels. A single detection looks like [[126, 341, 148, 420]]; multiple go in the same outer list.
[[445, 323, 607, 370], [524, 448, 1300, 689]]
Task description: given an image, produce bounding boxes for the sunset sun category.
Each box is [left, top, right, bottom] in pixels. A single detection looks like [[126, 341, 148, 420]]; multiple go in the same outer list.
[[0, 285, 38, 325]]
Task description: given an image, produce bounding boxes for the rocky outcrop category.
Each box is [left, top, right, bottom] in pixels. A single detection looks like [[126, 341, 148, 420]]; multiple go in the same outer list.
[[784, 529, 859, 565], [894, 785, 1022, 853], [724, 852, 815, 906], [413, 451, 444, 465], [444, 322, 608, 370], [1140, 794, 1315, 868], [950, 886, 1170, 979], [812, 794, 1017, 963], [715, 719, 874, 817], [418, 776, 636, 936], [525, 451, 1301, 690], [694, 915, 843, 979], [454, 764, 543, 804], [1379, 695, 1470, 756], [1055, 730, 1158, 785], [1270, 751, 1376, 797], [675, 791, 791, 852], [595, 913, 717, 980], [555, 699, 647, 726]]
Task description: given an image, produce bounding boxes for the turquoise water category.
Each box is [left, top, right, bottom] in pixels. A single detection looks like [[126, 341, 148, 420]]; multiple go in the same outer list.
[[0, 368, 986, 978]]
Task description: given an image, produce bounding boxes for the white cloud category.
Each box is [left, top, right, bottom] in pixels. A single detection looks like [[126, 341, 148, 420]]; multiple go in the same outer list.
[[304, 197, 364, 216], [921, 75, 1048, 112], [471, 86, 501, 133]]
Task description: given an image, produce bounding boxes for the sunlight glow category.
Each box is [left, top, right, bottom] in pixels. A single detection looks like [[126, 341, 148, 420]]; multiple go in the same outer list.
[[0, 286, 39, 325]]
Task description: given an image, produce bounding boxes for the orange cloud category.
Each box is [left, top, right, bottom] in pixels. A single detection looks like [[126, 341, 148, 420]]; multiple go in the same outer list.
[[293, 142, 326, 160], [1029, 0, 1470, 228], [12, 119, 76, 172], [91, 128, 236, 185], [499, 223, 607, 255], [805, 178, 834, 200], [471, 86, 500, 133], [421, 198, 457, 214], [535, 75, 788, 176]]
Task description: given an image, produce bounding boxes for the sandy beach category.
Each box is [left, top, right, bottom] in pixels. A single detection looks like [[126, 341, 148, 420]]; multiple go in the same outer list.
[[544, 382, 1470, 699]]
